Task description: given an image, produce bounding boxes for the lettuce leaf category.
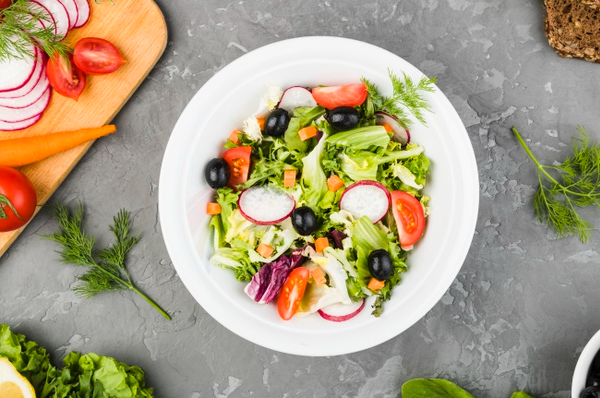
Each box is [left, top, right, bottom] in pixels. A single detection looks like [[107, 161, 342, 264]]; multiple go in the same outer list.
[[284, 106, 326, 152], [300, 131, 329, 208], [326, 125, 390, 149]]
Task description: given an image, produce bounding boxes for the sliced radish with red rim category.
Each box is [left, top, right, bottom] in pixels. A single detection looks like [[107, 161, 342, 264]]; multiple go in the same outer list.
[[375, 111, 410, 145], [0, 87, 51, 123], [0, 114, 42, 132], [72, 0, 90, 28], [318, 299, 365, 322], [339, 180, 391, 223], [0, 51, 46, 99], [277, 86, 318, 113], [0, 45, 38, 93], [33, 0, 70, 40], [57, 0, 79, 30], [0, 73, 49, 109], [238, 185, 296, 225]]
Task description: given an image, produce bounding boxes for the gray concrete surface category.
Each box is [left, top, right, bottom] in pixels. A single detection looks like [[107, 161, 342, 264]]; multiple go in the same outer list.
[[2, 0, 600, 397]]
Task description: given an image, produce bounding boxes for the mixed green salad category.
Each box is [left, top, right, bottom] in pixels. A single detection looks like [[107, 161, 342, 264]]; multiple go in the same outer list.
[[204, 71, 435, 321]]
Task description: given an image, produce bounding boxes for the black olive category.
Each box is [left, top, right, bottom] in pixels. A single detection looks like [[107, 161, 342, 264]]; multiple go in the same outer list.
[[588, 373, 600, 388], [204, 158, 230, 188], [368, 249, 393, 281], [264, 108, 290, 137], [581, 386, 600, 398], [291, 206, 317, 236], [328, 106, 360, 131]]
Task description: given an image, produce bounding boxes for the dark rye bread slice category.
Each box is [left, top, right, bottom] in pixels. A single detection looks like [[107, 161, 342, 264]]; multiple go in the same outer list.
[[545, 0, 600, 62]]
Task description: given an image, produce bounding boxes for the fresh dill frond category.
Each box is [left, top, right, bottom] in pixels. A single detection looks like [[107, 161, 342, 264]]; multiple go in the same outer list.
[[0, 0, 72, 61], [46, 203, 171, 319], [513, 126, 600, 243], [362, 70, 436, 129]]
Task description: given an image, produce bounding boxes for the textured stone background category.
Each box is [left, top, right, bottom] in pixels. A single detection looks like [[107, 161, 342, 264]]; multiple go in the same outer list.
[[2, 0, 600, 397]]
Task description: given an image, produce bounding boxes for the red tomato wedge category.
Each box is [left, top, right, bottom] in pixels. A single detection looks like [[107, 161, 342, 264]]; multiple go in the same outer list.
[[277, 267, 309, 320], [73, 37, 126, 75], [390, 191, 425, 248], [0, 166, 37, 232], [222, 146, 251, 187], [311, 83, 368, 110], [46, 54, 86, 101]]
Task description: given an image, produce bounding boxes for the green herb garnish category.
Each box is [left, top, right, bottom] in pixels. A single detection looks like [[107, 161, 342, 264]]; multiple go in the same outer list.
[[46, 203, 171, 320], [361, 70, 436, 128], [0, 0, 71, 61], [513, 126, 600, 243]]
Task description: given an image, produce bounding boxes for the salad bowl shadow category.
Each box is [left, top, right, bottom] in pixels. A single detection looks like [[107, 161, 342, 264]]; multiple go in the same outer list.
[[159, 36, 479, 356]]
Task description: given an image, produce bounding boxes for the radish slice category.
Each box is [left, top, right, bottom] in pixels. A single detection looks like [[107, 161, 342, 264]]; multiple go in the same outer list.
[[57, 0, 79, 29], [33, 0, 70, 40], [277, 86, 318, 112], [375, 111, 410, 145], [340, 181, 391, 223], [0, 87, 51, 123], [0, 45, 37, 93], [0, 52, 46, 99], [29, 1, 57, 34], [238, 185, 296, 225], [0, 73, 49, 108], [0, 114, 42, 132], [318, 299, 365, 322], [72, 0, 90, 28]]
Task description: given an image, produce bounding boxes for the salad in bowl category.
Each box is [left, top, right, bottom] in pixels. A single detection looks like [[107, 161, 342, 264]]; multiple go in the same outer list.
[[203, 72, 434, 322]]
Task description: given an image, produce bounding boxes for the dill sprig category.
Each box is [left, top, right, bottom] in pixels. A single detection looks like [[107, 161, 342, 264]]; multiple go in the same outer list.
[[0, 0, 71, 61], [361, 70, 436, 128], [513, 126, 600, 243], [46, 203, 171, 320]]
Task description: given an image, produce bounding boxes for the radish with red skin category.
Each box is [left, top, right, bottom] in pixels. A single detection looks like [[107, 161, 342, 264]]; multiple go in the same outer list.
[[56, 0, 79, 29], [318, 299, 365, 322], [33, 0, 70, 39], [0, 46, 38, 94], [277, 86, 318, 112], [72, 0, 90, 28], [238, 185, 296, 225], [29, 0, 57, 35], [0, 86, 51, 123], [0, 52, 46, 100], [375, 111, 410, 145], [339, 181, 391, 223], [0, 73, 49, 109], [0, 114, 42, 131]]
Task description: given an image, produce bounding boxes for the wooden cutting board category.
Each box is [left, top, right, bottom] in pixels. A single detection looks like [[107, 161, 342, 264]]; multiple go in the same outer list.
[[0, 0, 167, 257]]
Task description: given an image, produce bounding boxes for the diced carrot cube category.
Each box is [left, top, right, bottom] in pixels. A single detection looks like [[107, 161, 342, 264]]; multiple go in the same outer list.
[[298, 126, 318, 141], [206, 202, 221, 215], [368, 277, 385, 292], [283, 169, 297, 188], [257, 243, 274, 258], [229, 129, 241, 144], [327, 175, 344, 192], [311, 268, 327, 285], [382, 123, 393, 133], [256, 117, 266, 130], [315, 237, 329, 253]]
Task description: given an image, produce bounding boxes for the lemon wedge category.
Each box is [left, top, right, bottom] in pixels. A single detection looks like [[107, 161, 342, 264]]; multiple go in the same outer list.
[[0, 357, 36, 398]]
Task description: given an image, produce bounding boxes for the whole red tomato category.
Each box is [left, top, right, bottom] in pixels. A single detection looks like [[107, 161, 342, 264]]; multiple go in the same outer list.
[[0, 0, 11, 11], [0, 166, 37, 232]]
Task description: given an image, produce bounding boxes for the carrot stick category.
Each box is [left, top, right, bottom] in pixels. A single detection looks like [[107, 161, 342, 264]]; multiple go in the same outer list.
[[368, 277, 385, 292], [315, 237, 329, 253], [0, 125, 117, 167]]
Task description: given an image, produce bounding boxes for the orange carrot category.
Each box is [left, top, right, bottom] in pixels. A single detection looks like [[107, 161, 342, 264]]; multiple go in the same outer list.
[[257, 243, 274, 258], [315, 237, 329, 253], [283, 169, 297, 188], [327, 175, 344, 192], [368, 277, 385, 292], [0, 125, 117, 167], [256, 117, 265, 130], [382, 123, 393, 133], [311, 268, 327, 285], [298, 126, 318, 141], [206, 202, 221, 215], [229, 129, 241, 144]]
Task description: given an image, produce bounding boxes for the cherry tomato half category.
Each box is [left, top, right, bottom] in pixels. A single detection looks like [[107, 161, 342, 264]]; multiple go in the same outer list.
[[46, 54, 86, 101], [311, 83, 368, 110], [73, 37, 126, 75], [0, 166, 37, 232], [277, 267, 310, 320], [390, 190, 425, 248], [222, 146, 251, 188]]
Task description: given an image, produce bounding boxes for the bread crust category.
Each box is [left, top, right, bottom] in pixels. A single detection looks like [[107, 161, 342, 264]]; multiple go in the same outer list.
[[545, 0, 600, 62]]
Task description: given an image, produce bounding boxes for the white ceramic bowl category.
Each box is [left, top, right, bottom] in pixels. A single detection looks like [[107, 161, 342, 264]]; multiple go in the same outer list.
[[572, 330, 600, 397], [159, 36, 479, 356]]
